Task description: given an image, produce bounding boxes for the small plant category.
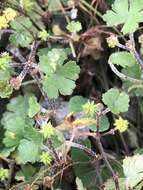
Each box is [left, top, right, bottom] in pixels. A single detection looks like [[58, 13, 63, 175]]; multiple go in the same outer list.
[[1, 0, 143, 190]]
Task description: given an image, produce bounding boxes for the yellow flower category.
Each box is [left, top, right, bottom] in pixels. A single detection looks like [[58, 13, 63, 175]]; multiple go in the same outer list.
[[0, 16, 9, 29], [38, 30, 49, 41], [82, 101, 96, 117], [114, 117, 129, 133], [40, 152, 52, 165], [40, 122, 55, 139], [107, 35, 119, 48], [3, 8, 17, 22]]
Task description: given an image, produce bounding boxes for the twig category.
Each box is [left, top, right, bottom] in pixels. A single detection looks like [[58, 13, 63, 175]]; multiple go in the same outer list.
[[109, 62, 143, 84], [6, 161, 15, 190], [65, 141, 98, 159], [95, 111, 120, 190], [129, 33, 143, 71], [47, 139, 60, 163]]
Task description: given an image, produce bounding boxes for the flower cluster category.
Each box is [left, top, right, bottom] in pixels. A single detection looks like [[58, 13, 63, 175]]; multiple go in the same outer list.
[[40, 122, 55, 139], [114, 116, 129, 133], [38, 30, 49, 41], [0, 8, 17, 30], [107, 35, 119, 48], [0, 168, 9, 181], [40, 152, 52, 165], [82, 101, 96, 117]]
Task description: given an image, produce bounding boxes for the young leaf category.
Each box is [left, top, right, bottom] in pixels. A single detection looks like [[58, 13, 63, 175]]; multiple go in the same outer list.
[[18, 139, 40, 164], [103, 0, 143, 34], [28, 96, 40, 118], [123, 154, 143, 188], [69, 96, 88, 113], [102, 88, 129, 114], [109, 52, 136, 68]]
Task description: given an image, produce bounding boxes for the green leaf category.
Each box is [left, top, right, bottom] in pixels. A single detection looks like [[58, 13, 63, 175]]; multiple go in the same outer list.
[[50, 129, 66, 155], [0, 69, 11, 81], [3, 116, 26, 132], [89, 115, 110, 132], [23, 125, 43, 146], [7, 96, 26, 115], [39, 48, 68, 75], [15, 164, 36, 181], [43, 74, 76, 98], [48, 0, 68, 11], [121, 64, 143, 96], [66, 21, 82, 33], [42, 57, 80, 98], [9, 31, 33, 48], [0, 80, 12, 98], [9, 16, 34, 47], [69, 96, 88, 113], [71, 139, 97, 188], [103, 0, 143, 34], [0, 147, 16, 157], [3, 130, 22, 147], [57, 61, 80, 80], [10, 16, 33, 31], [28, 96, 40, 118], [102, 88, 129, 114], [18, 139, 40, 164], [104, 178, 125, 190], [0, 52, 11, 71], [76, 177, 86, 190], [109, 52, 136, 68], [123, 154, 143, 188]]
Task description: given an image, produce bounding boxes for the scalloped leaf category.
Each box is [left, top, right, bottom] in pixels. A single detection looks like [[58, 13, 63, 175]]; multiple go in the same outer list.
[[109, 52, 136, 68], [102, 88, 129, 114], [103, 0, 143, 34]]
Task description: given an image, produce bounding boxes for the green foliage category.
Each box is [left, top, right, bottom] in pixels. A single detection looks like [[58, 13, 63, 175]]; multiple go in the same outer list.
[[0, 168, 9, 181], [69, 96, 88, 113], [0, 52, 11, 71], [66, 21, 82, 33], [71, 139, 97, 189], [28, 95, 40, 118], [104, 178, 125, 190], [102, 88, 129, 114], [48, 0, 68, 11], [76, 177, 86, 190], [0, 80, 12, 98], [9, 16, 34, 47], [123, 154, 143, 188], [18, 139, 40, 164], [15, 164, 36, 181], [39, 48, 80, 98], [1, 0, 143, 189], [1, 94, 42, 164], [103, 0, 143, 34], [89, 115, 110, 132], [109, 52, 136, 68]]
